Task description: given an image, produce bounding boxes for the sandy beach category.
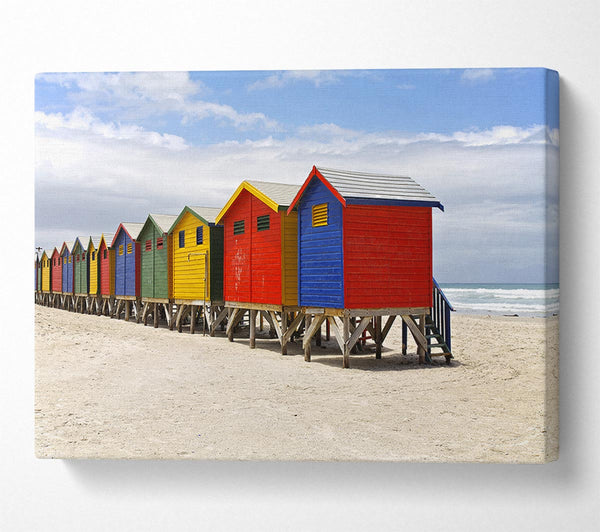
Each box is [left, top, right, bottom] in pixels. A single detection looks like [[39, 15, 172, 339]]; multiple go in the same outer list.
[[34, 305, 558, 462]]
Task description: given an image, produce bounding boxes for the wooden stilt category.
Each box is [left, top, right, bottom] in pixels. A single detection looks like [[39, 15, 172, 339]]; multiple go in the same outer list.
[[402, 320, 408, 355], [142, 302, 150, 326], [375, 315, 382, 359], [316, 321, 322, 347], [417, 314, 426, 364], [278, 311, 286, 354], [124, 300, 130, 321], [325, 318, 330, 341], [154, 303, 159, 328], [259, 312, 264, 331], [249, 309, 257, 349], [304, 314, 312, 361], [190, 305, 196, 334], [343, 316, 351, 369]]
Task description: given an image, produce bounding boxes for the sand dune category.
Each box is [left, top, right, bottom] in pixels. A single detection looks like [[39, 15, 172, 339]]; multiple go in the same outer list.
[[35, 306, 558, 462]]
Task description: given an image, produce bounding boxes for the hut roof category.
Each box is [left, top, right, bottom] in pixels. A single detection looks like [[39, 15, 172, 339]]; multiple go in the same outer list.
[[288, 166, 443, 212], [111, 223, 144, 246], [60, 241, 74, 255], [167, 207, 220, 234], [147, 214, 178, 234], [216, 180, 300, 223], [88, 235, 105, 249], [73, 236, 89, 252]]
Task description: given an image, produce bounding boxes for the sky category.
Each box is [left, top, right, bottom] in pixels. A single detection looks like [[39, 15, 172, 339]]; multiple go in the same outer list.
[[34, 68, 559, 283]]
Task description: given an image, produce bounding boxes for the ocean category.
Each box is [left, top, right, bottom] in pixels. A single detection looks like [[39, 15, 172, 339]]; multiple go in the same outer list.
[[438, 283, 559, 317]]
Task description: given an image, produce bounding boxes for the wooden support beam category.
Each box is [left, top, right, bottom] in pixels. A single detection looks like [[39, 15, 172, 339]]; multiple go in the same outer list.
[[282, 311, 305, 344], [142, 302, 150, 326], [302, 314, 327, 349], [124, 300, 130, 321], [190, 305, 196, 335], [209, 306, 228, 336], [259, 312, 264, 331], [343, 316, 351, 369], [304, 314, 312, 361], [381, 315, 397, 343], [280, 310, 287, 355], [401, 314, 429, 359], [226, 308, 245, 341], [375, 315, 382, 359], [326, 316, 345, 353], [177, 305, 189, 333], [347, 316, 371, 352], [267, 311, 282, 342], [249, 309, 257, 349], [154, 302, 159, 328], [325, 319, 330, 341]]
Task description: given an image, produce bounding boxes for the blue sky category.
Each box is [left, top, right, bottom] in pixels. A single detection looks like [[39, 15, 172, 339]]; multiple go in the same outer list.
[[34, 68, 559, 283]]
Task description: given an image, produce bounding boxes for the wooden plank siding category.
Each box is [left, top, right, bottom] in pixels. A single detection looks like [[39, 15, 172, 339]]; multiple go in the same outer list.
[[171, 211, 212, 300], [113, 228, 140, 297], [61, 245, 73, 294], [221, 189, 295, 306], [343, 205, 433, 308], [140, 220, 170, 299], [51, 248, 62, 293], [297, 178, 344, 308], [72, 239, 89, 295], [41, 251, 51, 292], [98, 236, 113, 296], [281, 210, 298, 306], [223, 189, 252, 303], [88, 240, 100, 295]]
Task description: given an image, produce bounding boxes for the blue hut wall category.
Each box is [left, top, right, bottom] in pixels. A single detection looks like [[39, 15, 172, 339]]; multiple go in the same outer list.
[[297, 178, 344, 308], [114, 230, 137, 296], [61, 249, 73, 293]]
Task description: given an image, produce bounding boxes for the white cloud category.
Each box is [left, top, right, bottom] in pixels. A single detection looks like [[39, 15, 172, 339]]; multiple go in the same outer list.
[[38, 72, 278, 130], [396, 83, 416, 90], [461, 68, 495, 82], [247, 70, 374, 91], [35, 108, 189, 151], [35, 119, 558, 282]]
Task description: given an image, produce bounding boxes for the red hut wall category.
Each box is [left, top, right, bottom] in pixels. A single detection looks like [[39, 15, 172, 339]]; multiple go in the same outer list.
[[223, 189, 282, 305], [99, 240, 111, 296], [51, 250, 62, 292], [343, 205, 432, 309]]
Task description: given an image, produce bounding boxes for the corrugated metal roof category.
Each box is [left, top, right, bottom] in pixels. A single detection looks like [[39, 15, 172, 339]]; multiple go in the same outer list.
[[74, 236, 89, 251], [315, 166, 439, 204], [149, 214, 178, 233], [121, 223, 144, 240], [188, 207, 222, 224], [245, 181, 300, 207], [88, 235, 104, 248]]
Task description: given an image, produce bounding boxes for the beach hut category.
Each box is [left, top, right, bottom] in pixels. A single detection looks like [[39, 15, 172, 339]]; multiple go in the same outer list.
[[97, 233, 115, 315], [50, 247, 62, 307], [40, 250, 51, 305], [59, 241, 74, 310], [111, 223, 144, 321], [286, 166, 451, 367], [138, 213, 177, 328], [213, 181, 300, 348], [167, 207, 223, 333], [87, 235, 105, 314], [72, 236, 91, 313]]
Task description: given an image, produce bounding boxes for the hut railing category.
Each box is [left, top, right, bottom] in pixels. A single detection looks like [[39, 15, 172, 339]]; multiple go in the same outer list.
[[431, 278, 454, 351]]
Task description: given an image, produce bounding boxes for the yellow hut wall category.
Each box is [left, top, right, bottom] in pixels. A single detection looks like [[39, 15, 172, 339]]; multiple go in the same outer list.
[[171, 212, 211, 300], [281, 210, 298, 306], [89, 242, 99, 295], [41, 254, 51, 292]]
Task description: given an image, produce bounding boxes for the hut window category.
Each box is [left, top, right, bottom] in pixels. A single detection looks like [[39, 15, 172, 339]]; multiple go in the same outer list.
[[233, 220, 245, 235], [92, 251, 96, 261], [257, 215, 270, 232], [196, 226, 203, 245], [179, 230, 185, 248], [82, 252, 86, 260], [127, 243, 132, 254], [145, 239, 152, 251], [103, 249, 107, 259], [63, 257, 66, 264], [69, 256, 72, 263], [156, 238, 164, 249], [119, 245, 124, 256], [312, 203, 328, 227], [77, 254, 80, 262]]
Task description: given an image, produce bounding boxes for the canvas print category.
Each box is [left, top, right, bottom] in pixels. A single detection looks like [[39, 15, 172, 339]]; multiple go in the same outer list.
[[34, 68, 559, 462]]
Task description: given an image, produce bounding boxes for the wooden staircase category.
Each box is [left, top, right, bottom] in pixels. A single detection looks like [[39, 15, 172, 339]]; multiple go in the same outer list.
[[402, 279, 454, 364]]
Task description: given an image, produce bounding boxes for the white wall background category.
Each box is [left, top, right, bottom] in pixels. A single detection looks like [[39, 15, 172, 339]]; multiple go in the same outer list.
[[1, 1, 599, 530]]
